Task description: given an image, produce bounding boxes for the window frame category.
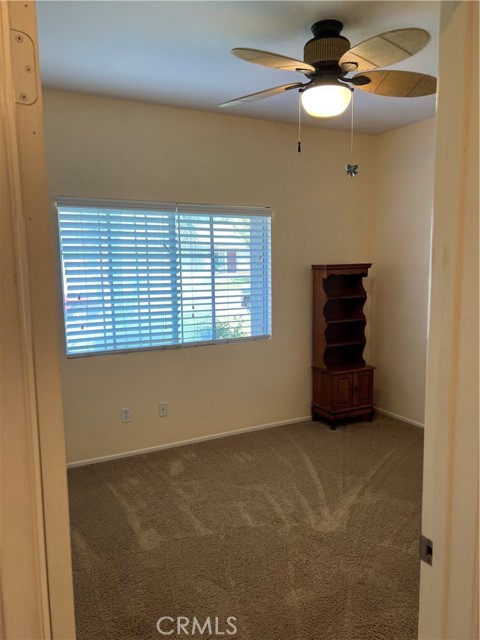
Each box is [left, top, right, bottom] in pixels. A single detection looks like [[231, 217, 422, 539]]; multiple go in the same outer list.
[[55, 197, 272, 357]]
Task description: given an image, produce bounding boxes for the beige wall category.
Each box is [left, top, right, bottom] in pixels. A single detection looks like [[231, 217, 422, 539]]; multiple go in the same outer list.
[[43, 91, 436, 463], [43, 90, 376, 463], [370, 118, 436, 425]]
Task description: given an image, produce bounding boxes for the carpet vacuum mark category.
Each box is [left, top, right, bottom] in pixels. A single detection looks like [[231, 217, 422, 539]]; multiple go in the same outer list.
[[68, 417, 423, 640]]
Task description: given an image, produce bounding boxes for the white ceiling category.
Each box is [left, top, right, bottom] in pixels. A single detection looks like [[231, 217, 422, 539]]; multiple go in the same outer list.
[[36, 0, 440, 135]]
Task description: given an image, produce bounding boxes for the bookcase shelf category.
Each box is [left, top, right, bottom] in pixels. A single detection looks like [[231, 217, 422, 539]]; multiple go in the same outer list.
[[311, 263, 375, 428], [326, 318, 366, 324], [326, 294, 367, 300]]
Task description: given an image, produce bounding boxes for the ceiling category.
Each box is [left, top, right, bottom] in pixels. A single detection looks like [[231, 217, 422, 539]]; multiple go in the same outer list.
[[36, 1, 440, 135]]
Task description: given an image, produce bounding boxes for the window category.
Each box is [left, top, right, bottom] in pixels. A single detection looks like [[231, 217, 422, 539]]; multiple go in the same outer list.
[[56, 198, 272, 356]]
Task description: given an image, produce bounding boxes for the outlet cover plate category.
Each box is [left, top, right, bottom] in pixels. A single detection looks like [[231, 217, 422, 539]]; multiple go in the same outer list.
[[159, 403, 168, 417]]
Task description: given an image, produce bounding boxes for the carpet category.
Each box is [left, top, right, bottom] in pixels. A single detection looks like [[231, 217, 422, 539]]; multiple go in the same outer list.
[[68, 416, 424, 640]]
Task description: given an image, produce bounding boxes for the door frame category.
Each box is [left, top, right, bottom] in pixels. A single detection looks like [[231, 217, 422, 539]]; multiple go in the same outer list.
[[0, 2, 76, 638], [418, 2, 479, 638]]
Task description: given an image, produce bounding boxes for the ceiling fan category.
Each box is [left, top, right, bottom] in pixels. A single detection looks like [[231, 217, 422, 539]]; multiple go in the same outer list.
[[220, 20, 437, 118]]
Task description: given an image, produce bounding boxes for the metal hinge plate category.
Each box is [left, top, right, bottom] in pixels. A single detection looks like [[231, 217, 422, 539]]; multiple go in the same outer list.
[[420, 534, 433, 566], [10, 29, 38, 105]]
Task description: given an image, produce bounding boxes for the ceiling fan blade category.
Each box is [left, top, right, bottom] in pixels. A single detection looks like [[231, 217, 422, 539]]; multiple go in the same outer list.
[[220, 83, 304, 108], [339, 28, 430, 73], [232, 48, 315, 74], [354, 70, 437, 97]]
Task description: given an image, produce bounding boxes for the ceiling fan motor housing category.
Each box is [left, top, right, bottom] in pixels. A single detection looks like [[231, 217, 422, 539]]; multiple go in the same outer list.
[[304, 20, 350, 67]]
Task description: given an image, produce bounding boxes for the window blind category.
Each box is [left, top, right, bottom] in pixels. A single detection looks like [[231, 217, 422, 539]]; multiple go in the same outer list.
[[56, 198, 272, 356]]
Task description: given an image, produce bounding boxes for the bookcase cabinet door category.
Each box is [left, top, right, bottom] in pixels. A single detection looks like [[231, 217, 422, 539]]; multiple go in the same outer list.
[[332, 373, 354, 410], [354, 369, 373, 406]]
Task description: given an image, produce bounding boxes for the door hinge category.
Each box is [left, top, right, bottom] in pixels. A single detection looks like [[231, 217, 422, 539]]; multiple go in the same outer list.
[[10, 29, 38, 105], [420, 534, 433, 566]]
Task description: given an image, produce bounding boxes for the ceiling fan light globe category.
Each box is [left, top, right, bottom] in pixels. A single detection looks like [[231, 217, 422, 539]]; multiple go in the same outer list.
[[301, 85, 352, 117]]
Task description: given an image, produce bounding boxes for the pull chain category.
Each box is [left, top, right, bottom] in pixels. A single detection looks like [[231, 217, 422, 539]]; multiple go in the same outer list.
[[297, 92, 302, 153], [346, 89, 358, 177], [350, 89, 354, 163]]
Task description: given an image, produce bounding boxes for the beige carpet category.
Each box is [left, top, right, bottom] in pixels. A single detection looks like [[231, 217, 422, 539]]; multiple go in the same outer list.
[[68, 416, 423, 640]]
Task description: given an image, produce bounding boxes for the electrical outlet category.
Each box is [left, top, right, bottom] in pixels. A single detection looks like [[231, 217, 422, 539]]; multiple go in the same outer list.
[[158, 402, 168, 417], [121, 407, 131, 423]]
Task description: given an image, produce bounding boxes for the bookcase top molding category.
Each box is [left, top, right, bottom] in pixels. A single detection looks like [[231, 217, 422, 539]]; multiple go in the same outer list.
[[312, 263, 372, 277]]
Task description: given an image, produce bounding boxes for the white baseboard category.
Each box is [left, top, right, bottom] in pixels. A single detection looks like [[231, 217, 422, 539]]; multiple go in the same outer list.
[[376, 407, 424, 429], [67, 415, 312, 468]]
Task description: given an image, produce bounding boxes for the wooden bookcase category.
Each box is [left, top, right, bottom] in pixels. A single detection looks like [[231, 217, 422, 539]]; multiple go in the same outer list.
[[311, 263, 375, 428]]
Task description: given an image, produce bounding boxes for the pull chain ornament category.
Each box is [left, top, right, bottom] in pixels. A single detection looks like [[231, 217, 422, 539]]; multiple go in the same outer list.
[[346, 89, 358, 177]]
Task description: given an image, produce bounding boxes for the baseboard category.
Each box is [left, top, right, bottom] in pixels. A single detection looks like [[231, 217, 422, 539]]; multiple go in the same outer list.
[[67, 415, 312, 468], [375, 407, 424, 429]]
